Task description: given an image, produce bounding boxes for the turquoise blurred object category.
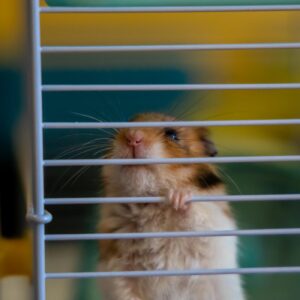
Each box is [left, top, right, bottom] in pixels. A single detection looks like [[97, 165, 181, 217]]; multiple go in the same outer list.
[[45, 0, 300, 7]]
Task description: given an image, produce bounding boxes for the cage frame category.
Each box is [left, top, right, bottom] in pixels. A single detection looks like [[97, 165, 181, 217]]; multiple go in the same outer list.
[[26, 1, 300, 299]]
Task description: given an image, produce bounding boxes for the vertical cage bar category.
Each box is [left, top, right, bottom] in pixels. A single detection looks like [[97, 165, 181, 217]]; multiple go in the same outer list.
[[27, 0, 46, 299]]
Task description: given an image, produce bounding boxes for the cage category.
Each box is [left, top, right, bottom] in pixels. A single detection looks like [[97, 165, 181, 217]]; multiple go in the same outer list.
[[16, 0, 300, 299]]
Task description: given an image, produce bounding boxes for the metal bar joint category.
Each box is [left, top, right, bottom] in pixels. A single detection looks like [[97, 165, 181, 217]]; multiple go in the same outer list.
[[27, 210, 53, 224]]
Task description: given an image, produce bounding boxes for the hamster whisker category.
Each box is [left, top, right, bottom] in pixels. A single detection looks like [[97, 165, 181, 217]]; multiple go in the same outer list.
[[51, 144, 108, 193], [49, 164, 91, 194], [69, 145, 105, 158], [57, 132, 101, 142], [218, 167, 242, 195], [55, 144, 89, 159], [55, 138, 113, 159], [56, 144, 93, 159], [49, 140, 109, 194], [167, 100, 185, 118], [71, 112, 119, 134], [171, 95, 210, 120], [177, 138, 201, 142], [53, 150, 103, 192], [93, 148, 112, 157], [100, 153, 110, 159], [53, 147, 101, 171], [201, 112, 240, 121], [59, 166, 91, 190], [116, 97, 126, 121], [103, 97, 125, 122]]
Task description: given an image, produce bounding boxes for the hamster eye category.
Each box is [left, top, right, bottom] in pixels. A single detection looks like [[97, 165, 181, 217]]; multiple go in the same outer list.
[[164, 128, 179, 141]]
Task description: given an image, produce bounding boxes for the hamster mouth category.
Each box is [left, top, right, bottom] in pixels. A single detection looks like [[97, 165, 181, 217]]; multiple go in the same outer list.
[[130, 146, 148, 159], [119, 151, 147, 168], [122, 164, 146, 169], [121, 160, 147, 169], [114, 142, 157, 165], [119, 144, 149, 159], [121, 150, 151, 169], [131, 147, 140, 159]]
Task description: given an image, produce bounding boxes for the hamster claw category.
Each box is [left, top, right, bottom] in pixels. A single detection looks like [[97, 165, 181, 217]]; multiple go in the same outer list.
[[166, 189, 192, 211]]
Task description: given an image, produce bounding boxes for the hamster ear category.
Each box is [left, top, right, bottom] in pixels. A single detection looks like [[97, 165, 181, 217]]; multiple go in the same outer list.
[[199, 128, 218, 157]]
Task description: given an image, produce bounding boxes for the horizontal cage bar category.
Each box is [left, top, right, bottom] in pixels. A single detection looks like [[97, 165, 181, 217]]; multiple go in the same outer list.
[[41, 42, 300, 53], [40, 5, 300, 13], [42, 83, 300, 91], [46, 228, 300, 241], [46, 266, 300, 279], [43, 156, 300, 167], [44, 194, 300, 205], [43, 119, 300, 129]]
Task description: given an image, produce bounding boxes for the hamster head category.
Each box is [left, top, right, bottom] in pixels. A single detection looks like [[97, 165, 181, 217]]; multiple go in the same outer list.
[[110, 112, 217, 160], [102, 113, 219, 196]]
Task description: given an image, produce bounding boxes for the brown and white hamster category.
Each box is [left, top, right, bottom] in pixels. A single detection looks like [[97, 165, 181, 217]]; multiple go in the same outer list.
[[98, 113, 245, 300]]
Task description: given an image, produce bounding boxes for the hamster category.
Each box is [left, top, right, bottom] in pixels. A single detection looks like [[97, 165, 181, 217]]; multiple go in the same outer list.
[[98, 113, 245, 300]]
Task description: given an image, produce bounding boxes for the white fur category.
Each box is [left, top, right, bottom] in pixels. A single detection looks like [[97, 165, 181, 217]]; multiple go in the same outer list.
[[99, 171, 245, 300]]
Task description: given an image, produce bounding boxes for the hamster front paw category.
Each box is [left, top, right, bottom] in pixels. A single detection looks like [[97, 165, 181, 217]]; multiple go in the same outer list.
[[166, 189, 192, 211]]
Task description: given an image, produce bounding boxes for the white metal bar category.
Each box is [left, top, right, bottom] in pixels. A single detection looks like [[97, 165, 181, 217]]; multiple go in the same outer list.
[[44, 194, 300, 205], [27, 0, 46, 299], [42, 83, 300, 91], [41, 42, 300, 53], [46, 228, 300, 241], [40, 5, 300, 13], [43, 155, 300, 167], [46, 266, 300, 279], [43, 119, 300, 129]]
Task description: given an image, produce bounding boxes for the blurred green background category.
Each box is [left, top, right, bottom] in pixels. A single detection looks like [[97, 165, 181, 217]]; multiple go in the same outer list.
[[1, 0, 300, 299]]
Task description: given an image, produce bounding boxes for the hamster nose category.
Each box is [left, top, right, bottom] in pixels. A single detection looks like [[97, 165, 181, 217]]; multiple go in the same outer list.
[[126, 130, 144, 147]]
